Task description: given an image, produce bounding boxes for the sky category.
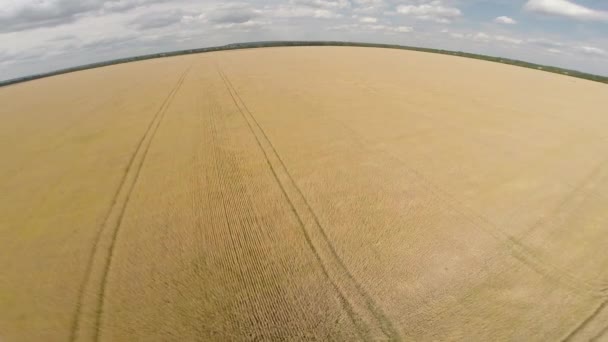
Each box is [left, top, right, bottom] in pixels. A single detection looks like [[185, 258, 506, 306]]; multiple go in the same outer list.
[[1, 0, 608, 81]]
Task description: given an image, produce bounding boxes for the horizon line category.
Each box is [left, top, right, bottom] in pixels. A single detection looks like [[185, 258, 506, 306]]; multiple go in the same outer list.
[[1, 40, 607, 87]]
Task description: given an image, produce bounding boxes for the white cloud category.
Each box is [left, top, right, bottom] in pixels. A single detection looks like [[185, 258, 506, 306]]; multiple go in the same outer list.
[[393, 25, 413, 33], [213, 20, 268, 31], [328, 22, 412, 33], [181, 13, 206, 24], [473, 32, 490, 42], [354, 0, 383, 4], [312, 9, 343, 18], [359, 16, 377, 23], [577, 46, 607, 57], [267, 0, 350, 19], [524, 0, 608, 21], [269, 4, 342, 19], [494, 16, 517, 24], [327, 23, 359, 30], [291, 0, 351, 9], [129, 10, 187, 30], [1, 0, 608, 81], [100, 0, 168, 12], [527, 38, 564, 48], [526, 40, 607, 57], [494, 35, 523, 44], [0, 0, 168, 33], [446, 30, 523, 45], [208, 4, 262, 25], [367, 24, 386, 30], [396, 1, 461, 23], [368, 24, 413, 33], [352, 0, 385, 13]]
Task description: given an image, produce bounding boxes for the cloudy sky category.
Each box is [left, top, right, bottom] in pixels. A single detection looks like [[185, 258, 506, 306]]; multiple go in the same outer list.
[[1, 0, 608, 81]]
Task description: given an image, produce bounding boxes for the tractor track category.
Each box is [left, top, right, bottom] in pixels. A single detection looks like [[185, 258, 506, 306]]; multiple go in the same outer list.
[[69, 65, 191, 342], [561, 299, 608, 342], [216, 64, 401, 341]]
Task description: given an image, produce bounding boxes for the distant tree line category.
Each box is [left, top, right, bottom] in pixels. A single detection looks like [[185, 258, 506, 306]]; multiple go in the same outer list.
[[1, 41, 606, 88]]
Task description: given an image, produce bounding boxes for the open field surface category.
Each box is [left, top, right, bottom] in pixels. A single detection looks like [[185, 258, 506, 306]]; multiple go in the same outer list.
[[1, 46, 607, 341]]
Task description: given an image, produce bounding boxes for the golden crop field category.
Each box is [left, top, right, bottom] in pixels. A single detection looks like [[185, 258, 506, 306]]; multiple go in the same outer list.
[[1, 46, 607, 341]]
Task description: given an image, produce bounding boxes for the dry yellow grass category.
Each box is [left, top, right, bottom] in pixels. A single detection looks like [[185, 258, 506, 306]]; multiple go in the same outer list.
[[1, 46, 607, 341]]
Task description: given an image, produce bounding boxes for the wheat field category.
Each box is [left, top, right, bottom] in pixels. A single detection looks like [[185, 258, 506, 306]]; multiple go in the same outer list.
[[1, 46, 607, 341]]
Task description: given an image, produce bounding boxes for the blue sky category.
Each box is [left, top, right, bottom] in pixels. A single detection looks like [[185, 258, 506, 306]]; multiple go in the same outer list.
[[1, 0, 607, 81]]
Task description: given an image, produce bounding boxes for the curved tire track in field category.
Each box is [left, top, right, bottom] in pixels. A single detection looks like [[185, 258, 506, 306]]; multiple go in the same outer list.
[[213, 67, 367, 340], [561, 299, 608, 342], [206, 98, 356, 340], [69, 65, 191, 342], [332, 115, 608, 335], [520, 156, 608, 238], [334, 116, 608, 297], [216, 65, 401, 341], [590, 323, 608, 342]]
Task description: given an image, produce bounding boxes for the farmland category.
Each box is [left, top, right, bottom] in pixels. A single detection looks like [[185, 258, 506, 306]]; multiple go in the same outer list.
[[1, 46, 607, 341]]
